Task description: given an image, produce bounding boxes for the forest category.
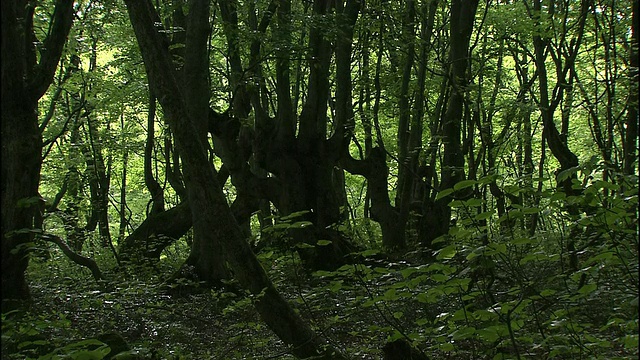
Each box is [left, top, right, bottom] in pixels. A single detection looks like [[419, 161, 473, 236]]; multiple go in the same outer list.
[[1, 0, 638, 358]]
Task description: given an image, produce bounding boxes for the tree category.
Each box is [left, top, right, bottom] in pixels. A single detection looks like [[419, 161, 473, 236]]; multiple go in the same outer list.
[[2, 1, 637, 359], [625, 1, 638, 176], [1, 0, 74, 307], [124, 0, 348, 357], [421, 0, 479, 247]]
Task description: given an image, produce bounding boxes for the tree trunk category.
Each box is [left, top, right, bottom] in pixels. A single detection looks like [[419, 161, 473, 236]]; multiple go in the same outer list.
[[423, 0, 479, 248], [395, 0, 438, 249], [394, 0, 416, 250], [118, 202, 192, 262], [119, 113, 129, 243], [240, 0, 362, 270], [531, 0, 582, 188], [124, 1, 348, 357], [62, 118, 85, 252], [84, 115, 112, 247], [1, 0, 73, 308], [144, 88, 165, 215], [624, 0, 638, 176], [180, 0, 231, 283], [343, 148, 403, 249]]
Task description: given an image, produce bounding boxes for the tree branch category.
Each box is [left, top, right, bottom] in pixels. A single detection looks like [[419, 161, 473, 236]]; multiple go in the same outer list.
[[27, 0, 75, 101], [41, 233, 105, 282]]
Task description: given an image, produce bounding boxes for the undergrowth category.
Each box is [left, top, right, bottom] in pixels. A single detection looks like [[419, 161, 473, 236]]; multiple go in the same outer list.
[[2, 180, 638, 359]]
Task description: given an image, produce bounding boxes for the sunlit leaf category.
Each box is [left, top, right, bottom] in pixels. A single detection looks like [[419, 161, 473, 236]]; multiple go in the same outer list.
[[436, 245, 457, 260]]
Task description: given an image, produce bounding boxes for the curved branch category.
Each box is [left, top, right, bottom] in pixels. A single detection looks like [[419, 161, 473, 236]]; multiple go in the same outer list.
[[41, 233, 105, 282]]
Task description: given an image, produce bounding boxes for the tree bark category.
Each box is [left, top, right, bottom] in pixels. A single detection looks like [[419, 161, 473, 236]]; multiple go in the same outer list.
[[244, 0, 362, 270], [83, 114, 112, 247], [118, 114, 129, 244], [342, 148, 403, 249]]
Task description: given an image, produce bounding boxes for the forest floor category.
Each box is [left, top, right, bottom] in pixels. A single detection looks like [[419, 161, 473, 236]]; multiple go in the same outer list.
[[2, 241, 638, 360], [3, 251, 407, 359]]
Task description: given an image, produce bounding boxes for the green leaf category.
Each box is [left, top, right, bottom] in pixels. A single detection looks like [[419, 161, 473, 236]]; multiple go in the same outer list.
[[511, 237, 532, 245], [69, 349, 109, 360], [373, 267, 388, 274], [436, 245, 457, 260], [454, 179, 477, 191], [474, 211, 494, 221], [290, 221, 313, 229], [591, 179, 617, 191], [439, 342, 455, 351], [281, 210, 310, 221], [540, 289, 557, 296], [578, 283, 597, 295], [316, 239, 332, 246], [585, 251, 614, 263], [18, 340, 47, 349], [465, 251, 480, 261], [476, 328, 499, 342], [488, 243, 506, 254], [463, 198, 483, 207], [499, 209, 523, 222], [557, 166, 580, 182], [328, 280, 343, 292], [522, 207, 540, 214], [623, 334, 639, 349], [519, 252, 548, 265], [478, 174, 500, 185], [451, 326, 476, 340], [295, 242, 314, 249], [435, 188, 454, 201], [431, 273, 448, 282], [432, 235, 448, 244], [383, 288, 398, 301], [358, 249, 380, 257], [112, 350, 143, 359], [16, 196, 43, 208], [400, 267, 418, 278]]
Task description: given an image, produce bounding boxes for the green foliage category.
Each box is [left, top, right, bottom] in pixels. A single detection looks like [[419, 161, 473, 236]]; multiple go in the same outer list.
[[5, 176, 638, 358], [38, 339, 111, 360], [6, 0, 637, 358]]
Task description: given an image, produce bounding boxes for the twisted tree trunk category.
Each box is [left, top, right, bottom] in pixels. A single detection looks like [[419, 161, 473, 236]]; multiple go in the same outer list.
[[124, 0, 348, 357]]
